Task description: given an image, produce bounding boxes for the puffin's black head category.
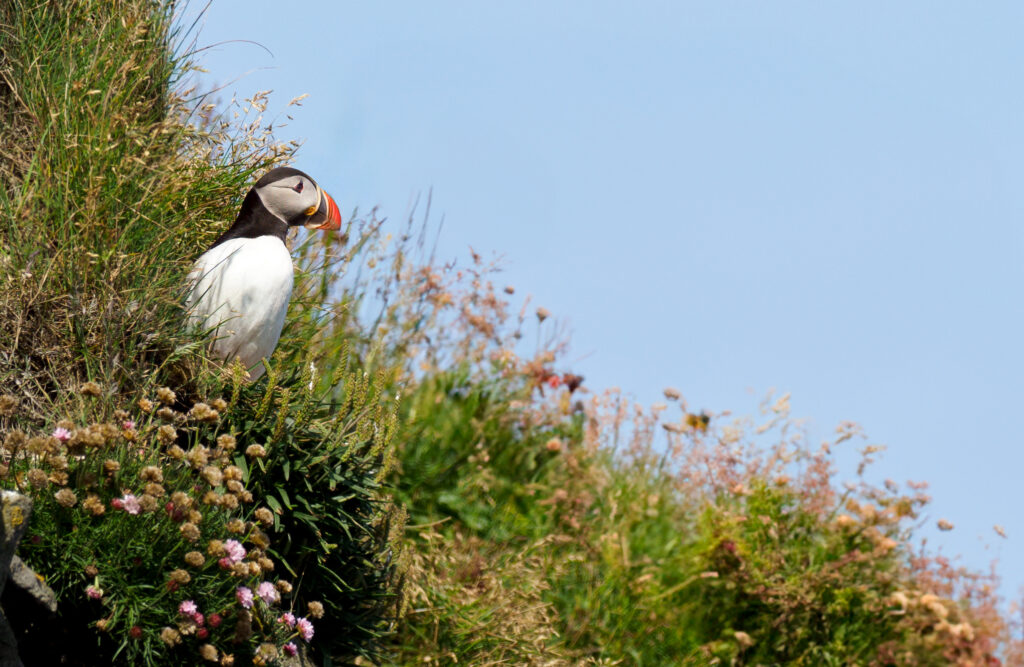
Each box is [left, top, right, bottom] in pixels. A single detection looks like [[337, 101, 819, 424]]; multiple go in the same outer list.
[[212, 167, 343, 249], [251, 166, 342, 230]]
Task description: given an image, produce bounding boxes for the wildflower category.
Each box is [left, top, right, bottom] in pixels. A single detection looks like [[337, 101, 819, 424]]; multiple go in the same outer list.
[[211, 398, 228, 412], [84, 565, 99, 577], [193, 612, 205, 627], [199, 643, 218, 662], [546, 374, 561, 389], [663, 387, 682, 401], [276, 580, 293, 594], [256, 581, 279, 604], [295, 617, 314, 642], [937, 519, 954, 531], [220, 493, 239, 510], [306, 601, 324, 619], [208, 613, 222, 628], [144, 482, 165, 497], [80, 381, 102, 397], [250, 530, 271, 550], [184, 551, 205, 568], [536, 307, 550, 322], [224, 539, 246, 563], [54, 488, 77, 508], [52, 427, 72, 443], [245, 444, 266, 459], [207, 540, 227, 558], [236, 586, 253, 609], [545, 437, 562, 452], [180, 522, 201, 542], [255, 643, 278, 663], [258, 557, 274, 572], [217, 434, 237, 451], [237, 490, 253, 504], [167, 444, 185, 460], [178, 600, 198, 616], [283, 642, 298, 657], [159, 627, 181, 647], [138, 398, 154, 413], [734, 631, 754, 648], [118, 494, 141, 515], [86, 585, 103, 600], [223, 465, 243, 481], [156, 387, 176, 405], [122, 420, 135, 430], [188, 509, 203, 524], [278, 612, 296, 628], [221, 654, 235, 666], [129, 625, 143, 640]]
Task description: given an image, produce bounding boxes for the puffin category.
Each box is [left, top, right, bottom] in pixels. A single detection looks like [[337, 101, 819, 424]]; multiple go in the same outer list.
[[185, 166, 342, 380]]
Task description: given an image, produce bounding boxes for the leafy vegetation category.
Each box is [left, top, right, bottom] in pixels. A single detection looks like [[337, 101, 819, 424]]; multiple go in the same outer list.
[[1, 0, 1021, 665]]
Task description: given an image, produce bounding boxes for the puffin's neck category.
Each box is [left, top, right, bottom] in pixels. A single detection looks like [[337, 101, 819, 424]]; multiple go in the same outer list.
[[209, 189, 289, 250]]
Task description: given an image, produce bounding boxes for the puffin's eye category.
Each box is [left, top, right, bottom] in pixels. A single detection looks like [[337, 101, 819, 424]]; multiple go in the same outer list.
[[294, 181, 304, 193]]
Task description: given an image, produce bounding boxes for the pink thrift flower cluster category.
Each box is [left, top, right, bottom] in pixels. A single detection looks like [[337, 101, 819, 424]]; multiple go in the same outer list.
[[219, 539, 247, 569], [236, 586, 254, 609], [85, 585, 103, 600], [111, 493, 141, 515], [279, 612, 296, 628], [296, 617, 314, 642], [52, 427, 71, 442], [256, 581, 279, 604]]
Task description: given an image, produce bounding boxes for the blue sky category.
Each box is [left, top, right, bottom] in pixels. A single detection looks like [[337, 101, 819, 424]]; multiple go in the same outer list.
[[183, 2, 1024, 598]]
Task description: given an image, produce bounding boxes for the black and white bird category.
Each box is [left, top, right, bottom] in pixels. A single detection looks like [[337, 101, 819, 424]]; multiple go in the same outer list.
[[185, 167, 342, 380]]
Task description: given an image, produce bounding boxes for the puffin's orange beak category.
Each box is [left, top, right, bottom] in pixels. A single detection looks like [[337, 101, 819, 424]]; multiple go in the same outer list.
[[304, 188, 342, 231]]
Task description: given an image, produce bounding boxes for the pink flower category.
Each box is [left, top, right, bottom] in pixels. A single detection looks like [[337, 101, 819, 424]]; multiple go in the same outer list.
[[111, 498, 124, 510], [236, 586, 253, 609], [223, 539, 246, 564], [283, 642, 298, 657], [120, 494, 141, 515], [278, 612, 296, 628], [256, 581, 279, 605], [192, 612, 204, 627], [296, 617, 314, 642], [178, 600, 197, 616], [208, 613, 222, 628], [218, 557, 232, 570], [122, 420, 136, 430], [86, 585, 103, 600], [52, 427, 71, 442]]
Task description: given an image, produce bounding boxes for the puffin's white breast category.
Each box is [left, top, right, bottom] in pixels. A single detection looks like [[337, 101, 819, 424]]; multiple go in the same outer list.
[[185, 236, 294, 380]]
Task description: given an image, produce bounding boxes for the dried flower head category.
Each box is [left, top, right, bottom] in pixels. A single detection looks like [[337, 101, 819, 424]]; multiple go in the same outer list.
[[139, 494, 158, 513], [225, 480, 243, 494], [184, 551, 206, 568], [159, 627, 181, 647], [189, 402, 219, 422], [167, 444, 185, 461], [137, 398, 154, 413], [144, 482, 166, 498], [139, 466, 163, 482], [0, 394, 19, 417], [201, 466, 223, 487], [83, 495, 105, 516], [211, 398, 228, 412], [244, 444, 266, 459], [254, 507, 273, 526], [217, 434, 237, 452], [54, 488, 77, 508], [180, 522, 201, 543], [27, 468, 48, 489], [257, 557, 274, 573], [536, 307, 550, 322], [80, 381, 102, 397], [937, 519, 954, 531], [186, 446, 209, 468], [103, 459, 120, 476], [156, 407, 178, 422], [227, 518, 246, 534], [220, 493, 239, 510], [275, 580, 293, 594], [158, 425, 177, 445], [169, 568, 191, 585], [306, 601, 324, 619], [156, 387, 177, 405], [199, 643, 218, 662]]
